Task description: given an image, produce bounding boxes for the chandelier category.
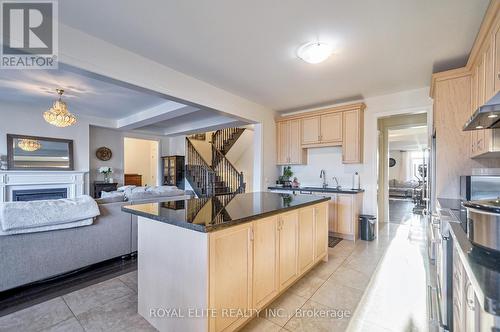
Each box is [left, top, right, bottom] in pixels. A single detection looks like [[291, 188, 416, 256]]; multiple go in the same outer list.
[[43, 89, 77, 127], [18, 139, 41, 152]]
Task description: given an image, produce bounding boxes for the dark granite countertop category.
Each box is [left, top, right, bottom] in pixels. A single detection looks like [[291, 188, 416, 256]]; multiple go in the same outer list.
[[268, 186, 364, 194], [122, 192, 330, 233], [449, 222, 500, 316]]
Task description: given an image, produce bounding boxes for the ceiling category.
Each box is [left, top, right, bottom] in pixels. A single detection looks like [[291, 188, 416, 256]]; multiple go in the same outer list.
[[389, 126, 428, 151], [0, 67, 246, 136], [59, 0, 489, 111], [0, 68, 167, 120]]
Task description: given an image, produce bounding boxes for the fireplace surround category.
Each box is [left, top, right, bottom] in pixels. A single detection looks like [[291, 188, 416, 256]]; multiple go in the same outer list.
[[0, 171, 86, 202]]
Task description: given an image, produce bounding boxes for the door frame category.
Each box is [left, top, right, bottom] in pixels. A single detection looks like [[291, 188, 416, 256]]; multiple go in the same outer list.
[[377, 113, 428, 223]]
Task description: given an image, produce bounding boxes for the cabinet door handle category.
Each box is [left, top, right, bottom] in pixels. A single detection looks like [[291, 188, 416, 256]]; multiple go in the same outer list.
[[465, 283, 475, 310], [250, 228, 254, 242]]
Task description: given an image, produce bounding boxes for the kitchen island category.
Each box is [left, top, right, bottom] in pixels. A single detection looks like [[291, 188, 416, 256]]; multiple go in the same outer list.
[[123, 192, 330, 332]]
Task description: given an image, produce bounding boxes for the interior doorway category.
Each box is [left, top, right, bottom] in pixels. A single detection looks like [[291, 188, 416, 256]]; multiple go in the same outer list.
[[123, 137, 159, 187], [378, 113, 428, 223]]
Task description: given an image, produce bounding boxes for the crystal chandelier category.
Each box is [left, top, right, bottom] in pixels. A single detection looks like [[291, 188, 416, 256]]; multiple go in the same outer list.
[[18, 139, 41, 152], [43, 89, 77, 127]]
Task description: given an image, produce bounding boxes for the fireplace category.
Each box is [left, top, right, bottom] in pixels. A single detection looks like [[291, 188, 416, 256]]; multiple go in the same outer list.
[[12, 188, 68, 202]]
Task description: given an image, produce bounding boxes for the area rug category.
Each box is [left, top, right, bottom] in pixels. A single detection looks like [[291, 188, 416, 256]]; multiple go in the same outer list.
[[328, 236, 342, 248]]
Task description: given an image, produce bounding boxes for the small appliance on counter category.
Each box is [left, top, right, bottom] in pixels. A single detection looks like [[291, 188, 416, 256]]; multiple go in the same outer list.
[[463, 198, 500, 255], [460, 175, 500, 201]]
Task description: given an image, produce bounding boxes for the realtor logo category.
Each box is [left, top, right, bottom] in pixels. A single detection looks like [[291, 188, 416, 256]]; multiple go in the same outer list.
[[1, 0, 58, 69]]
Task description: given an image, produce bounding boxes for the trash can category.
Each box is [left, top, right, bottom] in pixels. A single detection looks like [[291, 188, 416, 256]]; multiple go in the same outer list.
[[359, 214, 376, 241]]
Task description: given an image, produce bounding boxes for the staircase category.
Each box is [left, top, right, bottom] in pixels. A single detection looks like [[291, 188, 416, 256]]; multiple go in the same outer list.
[[185, 128, 246, 197]]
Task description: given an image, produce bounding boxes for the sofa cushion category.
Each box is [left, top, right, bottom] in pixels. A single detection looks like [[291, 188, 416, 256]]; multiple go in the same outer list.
[[95, 194, 126, 204]]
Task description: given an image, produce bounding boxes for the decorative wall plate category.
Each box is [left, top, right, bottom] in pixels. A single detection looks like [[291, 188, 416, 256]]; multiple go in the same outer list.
[[96, 147, 112, 161], [389, 157, 396, 167]]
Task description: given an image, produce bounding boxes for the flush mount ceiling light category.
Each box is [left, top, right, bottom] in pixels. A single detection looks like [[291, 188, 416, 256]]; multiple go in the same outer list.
[[297, 41, 333, 64], [18, 139, 41, 152], [43, 89, 77, 128], [488, 114, 499, 118]]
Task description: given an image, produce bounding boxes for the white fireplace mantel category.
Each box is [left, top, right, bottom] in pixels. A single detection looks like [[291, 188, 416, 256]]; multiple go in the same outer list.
[[0, 171, 87, 202]]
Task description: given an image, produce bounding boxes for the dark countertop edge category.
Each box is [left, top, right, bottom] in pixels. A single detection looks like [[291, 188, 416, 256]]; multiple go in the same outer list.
[[449, 223, 500, 316], [462, 201, 500, 214], [122, 196, 331, 233], [267, 186, 364, 194]]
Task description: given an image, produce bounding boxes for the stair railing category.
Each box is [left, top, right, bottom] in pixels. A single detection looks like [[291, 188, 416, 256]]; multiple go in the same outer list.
[[212, 127, 242, 153], [212, 145, 245, 194], [186, 138, 215, 197]]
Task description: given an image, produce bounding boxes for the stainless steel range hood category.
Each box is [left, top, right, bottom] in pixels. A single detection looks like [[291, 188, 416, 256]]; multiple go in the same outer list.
[[463, 92, 500, 131]]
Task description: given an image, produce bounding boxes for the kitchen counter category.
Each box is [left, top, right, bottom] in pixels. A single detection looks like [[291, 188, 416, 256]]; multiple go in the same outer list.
[[127, 192, 330, 331], [268, 186, 364, 194], [449, 218, 500, 316], [123, 192, 330, 232]]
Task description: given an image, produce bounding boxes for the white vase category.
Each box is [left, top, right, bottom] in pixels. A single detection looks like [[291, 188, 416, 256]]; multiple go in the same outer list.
[[108, 177, 114, 184]]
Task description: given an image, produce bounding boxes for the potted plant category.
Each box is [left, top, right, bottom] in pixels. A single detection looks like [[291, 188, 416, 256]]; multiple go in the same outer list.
[[99, 166, 113, 183], [278, 166, 294, 187]]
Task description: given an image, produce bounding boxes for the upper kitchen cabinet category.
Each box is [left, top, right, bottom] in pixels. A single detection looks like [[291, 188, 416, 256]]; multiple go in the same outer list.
[[275, 102, 365, 165], [276, 119, 307, 165], [342, 108, 364, 163], [432, 1, 500, 160], [301, 113, 342, 147]]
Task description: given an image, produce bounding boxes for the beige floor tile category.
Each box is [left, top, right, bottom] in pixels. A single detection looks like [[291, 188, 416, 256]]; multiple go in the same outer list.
[[287, 272, 326, 298], [310, 282, 363, 312], [328, 245, 354, 258], [283, 300, 350, 332], [0, 297, 73, 332], [308, 256, 345, 280], [328, 266, 370, 291], [240, 317, 282, 332], [342, 256, 380, 276], [262, 292, 308, 327], [347, 317, 396, 332], [76, 293, 156, 332], [118, 270, 138, 293], [43, 317, 85, 332], [63, 278, 134, 316]]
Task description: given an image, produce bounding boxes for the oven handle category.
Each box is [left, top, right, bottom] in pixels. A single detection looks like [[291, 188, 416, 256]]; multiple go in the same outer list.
[[299, 191, 313, 195]]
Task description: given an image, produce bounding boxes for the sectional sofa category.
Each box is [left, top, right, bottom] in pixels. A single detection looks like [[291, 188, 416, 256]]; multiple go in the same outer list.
[[0, 192, 190, 292]]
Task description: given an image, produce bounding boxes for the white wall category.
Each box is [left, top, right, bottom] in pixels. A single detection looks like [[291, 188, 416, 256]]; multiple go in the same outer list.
[[388, 150, 402, 181], [226, 128, 255, 192], [363, 88, 432, 216], [0, 107, 91, 193], [59, 23, 279, 191], [124, 137, 159, 186], [0, 108, 90, 172], [279, 87, 432, 217], [284, 147, 361, 189], [89, 126, 169, 195]]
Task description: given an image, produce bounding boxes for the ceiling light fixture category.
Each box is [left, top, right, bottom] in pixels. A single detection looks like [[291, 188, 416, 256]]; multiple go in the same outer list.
[[476, 125, 484, 129], [43, 89, 77, 128], [297, 41, 333, 64], [18, 139, 41, 152], [488, 114, 499, 118]]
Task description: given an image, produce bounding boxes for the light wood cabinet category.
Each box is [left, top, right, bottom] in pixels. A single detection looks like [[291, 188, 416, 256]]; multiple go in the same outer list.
[[278, 211, 299, 290], [301, 113, 342, 147], [314, 204, 328, 261], [209, 223, 253, 332], [331, 193, 363, 241], [276, 119, 306, 165], [342, 109, 364, 163], [298, 207, 315, 274], [453, 243, 478, 332], [276, 103, 365, 165], [252, 216, 279, 310], [301, 117, 321, 145], [494, 13, 500, 94]]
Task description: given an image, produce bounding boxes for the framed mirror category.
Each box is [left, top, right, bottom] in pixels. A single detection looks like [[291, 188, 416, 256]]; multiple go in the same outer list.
[[7, 134, 74, 171]]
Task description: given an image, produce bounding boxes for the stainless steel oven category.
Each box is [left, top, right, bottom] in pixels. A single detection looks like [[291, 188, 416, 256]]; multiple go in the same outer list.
[[432, 206, 461, 331]]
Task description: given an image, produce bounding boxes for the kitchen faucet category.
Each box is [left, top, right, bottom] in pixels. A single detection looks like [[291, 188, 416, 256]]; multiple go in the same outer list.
[[320, 170, 328, 188], [332, 176, 341, 189]]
